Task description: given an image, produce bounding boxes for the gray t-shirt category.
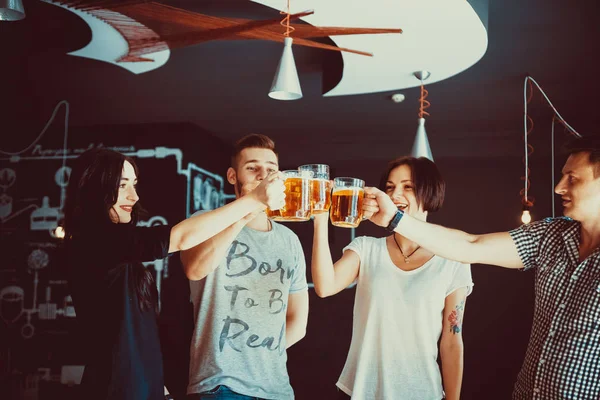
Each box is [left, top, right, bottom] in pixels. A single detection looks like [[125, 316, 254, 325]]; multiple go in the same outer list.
[[187, 221, 308, 399]]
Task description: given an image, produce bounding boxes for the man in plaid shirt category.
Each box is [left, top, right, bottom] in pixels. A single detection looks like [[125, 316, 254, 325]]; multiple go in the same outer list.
[[362, 135, 600, 399]]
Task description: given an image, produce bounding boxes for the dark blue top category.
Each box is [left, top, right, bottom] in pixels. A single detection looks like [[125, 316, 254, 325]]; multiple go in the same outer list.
[[67, 224, 171, 400]]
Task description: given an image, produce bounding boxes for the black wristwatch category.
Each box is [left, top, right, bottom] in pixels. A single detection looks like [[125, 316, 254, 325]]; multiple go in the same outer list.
[[385, 210, 404, 232]]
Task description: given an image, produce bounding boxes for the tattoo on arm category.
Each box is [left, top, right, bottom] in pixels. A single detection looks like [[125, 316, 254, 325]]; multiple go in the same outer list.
[[448, 298, 465, 334]]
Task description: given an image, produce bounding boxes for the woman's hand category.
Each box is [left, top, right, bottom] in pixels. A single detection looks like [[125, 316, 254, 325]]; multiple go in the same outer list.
[[363, 187, 397, 227]]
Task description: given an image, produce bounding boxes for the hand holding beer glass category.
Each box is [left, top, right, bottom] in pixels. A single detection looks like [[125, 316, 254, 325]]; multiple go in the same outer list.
[[330, 177, 365, 228], [266, 170, 312, 221], [242, 172, 286, 211]]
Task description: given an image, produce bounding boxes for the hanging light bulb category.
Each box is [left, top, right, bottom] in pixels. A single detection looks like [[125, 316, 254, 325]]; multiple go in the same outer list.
[[269, 37, 302, 100], [0, 0, 25, 21], [521, 205, 532, 224], [53, 226, 66, 239]]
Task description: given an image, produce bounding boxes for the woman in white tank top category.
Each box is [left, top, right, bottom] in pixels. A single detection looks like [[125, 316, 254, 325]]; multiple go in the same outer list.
[[311, 156, 473, 400]]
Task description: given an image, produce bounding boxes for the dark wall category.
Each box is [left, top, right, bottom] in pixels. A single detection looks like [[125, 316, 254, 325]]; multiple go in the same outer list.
[[1, 117, 565, 400]]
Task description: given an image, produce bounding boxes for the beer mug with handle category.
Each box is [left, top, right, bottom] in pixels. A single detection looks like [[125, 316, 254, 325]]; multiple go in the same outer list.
[[298, 164, 331, 215], [266, 170, 312, 222], [330, 177, 365, 228]]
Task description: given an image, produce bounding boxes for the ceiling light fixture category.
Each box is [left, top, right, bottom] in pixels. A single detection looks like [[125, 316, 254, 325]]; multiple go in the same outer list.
[[411, 70, 434, 161], [269, 0, 302, 100], [0, 0, 25, 21], [520, 76, 582, 225]]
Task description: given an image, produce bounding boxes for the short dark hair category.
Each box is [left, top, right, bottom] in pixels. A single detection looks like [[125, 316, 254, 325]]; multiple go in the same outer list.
[[231, 134, 277, 168], [564, 135, 600, 177], [378, 156, 445, 212]]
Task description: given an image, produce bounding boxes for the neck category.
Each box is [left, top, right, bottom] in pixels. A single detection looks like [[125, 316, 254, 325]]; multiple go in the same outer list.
[[579, 218, 600, 251], [393, 232, 419, 252], [246, 212, 271, 232]]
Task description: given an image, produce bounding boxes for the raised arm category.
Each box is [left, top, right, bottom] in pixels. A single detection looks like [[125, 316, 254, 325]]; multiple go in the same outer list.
[[363, 187, 523, 269], [168, 172, 284, 254], [440, 287, 469, 400], [181, 211, 258, 281], [311, 213, 360, 297]]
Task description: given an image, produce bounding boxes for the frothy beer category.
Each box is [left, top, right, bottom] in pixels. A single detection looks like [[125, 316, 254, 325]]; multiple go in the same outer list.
[[266, 173, 311, 222], [310, 179, 332, 214], [330, 187, 364, 228], [299, 164, 330, 215]]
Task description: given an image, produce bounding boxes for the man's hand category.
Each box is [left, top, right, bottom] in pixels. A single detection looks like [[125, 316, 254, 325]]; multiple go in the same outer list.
[[363, 187, 397, 228], [245, 172, 286, 210]]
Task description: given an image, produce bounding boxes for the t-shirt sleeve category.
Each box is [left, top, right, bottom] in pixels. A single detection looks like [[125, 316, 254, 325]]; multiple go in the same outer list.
[[290, 235, 308, 293], [508, 218, 553, 271], [106, 224, 172, 264], [446, 263, 474, 297], [342, 236, 366, 260]]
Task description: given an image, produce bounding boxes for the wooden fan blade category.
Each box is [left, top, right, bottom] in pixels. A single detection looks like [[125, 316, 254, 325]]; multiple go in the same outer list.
[[208, 24, 375, 56], [288, 26, 402, 39], [149, 10, 316, 48], [65, 0, 151, 11]]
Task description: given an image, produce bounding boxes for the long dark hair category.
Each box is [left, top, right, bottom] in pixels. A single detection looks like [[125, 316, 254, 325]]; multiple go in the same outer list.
[[64, 148, 156, 312]]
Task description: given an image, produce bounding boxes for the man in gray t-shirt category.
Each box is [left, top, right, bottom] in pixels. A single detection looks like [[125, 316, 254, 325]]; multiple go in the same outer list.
[[181, 134, 309, 400]]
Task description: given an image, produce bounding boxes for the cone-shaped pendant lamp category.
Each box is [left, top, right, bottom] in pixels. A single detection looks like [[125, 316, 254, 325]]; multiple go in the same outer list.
[[411, 70, 433, 160], [411, 117, 434, 161], [268, 37, 302, 100], [0, 0, 25, 21]]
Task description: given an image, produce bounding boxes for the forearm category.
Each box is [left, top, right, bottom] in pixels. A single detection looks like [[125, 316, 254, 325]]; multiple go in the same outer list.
[[395, 215, 523, 268], [170, 195, 262, 253], [182, 219, 248, 280], [396, 215, 479, 264], [311, 218, 337, 297], [440, 342, 464, 400]]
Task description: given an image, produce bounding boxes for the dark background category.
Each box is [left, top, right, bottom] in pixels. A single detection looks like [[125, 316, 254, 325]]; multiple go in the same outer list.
[[1, 0, 599, 399]]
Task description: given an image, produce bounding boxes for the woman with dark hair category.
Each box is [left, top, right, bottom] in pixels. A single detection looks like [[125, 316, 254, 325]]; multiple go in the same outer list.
[[311, 157, 473, 400], [64, 148, 284, 400]]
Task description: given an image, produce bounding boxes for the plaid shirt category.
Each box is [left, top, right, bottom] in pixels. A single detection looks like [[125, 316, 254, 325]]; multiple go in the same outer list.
[[509, 217, 600, 400]]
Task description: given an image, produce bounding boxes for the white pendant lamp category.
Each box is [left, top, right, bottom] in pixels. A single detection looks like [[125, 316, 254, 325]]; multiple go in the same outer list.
[[412, 117, 434, 161], [268, 37, 302, 100], [411, 70, 434, 160], [0, 0, 25, 21]]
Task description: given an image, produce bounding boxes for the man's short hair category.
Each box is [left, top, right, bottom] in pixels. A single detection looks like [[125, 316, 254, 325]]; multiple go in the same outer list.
[[378, 156, 445, 212], [231, 134, 278, 168], [564, 135, 600, 177]]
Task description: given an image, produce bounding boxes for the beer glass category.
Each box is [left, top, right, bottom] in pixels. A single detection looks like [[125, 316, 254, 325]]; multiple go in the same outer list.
[[330, 177, 365, 228], [266, 170, 312, 222], [298, 164, 331, 215]]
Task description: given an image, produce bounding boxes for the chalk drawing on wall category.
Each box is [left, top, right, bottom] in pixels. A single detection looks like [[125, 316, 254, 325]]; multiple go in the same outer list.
[[0, 168, 16, 220], [0, 248, 77, 339], [0, 286, 25, 325]]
